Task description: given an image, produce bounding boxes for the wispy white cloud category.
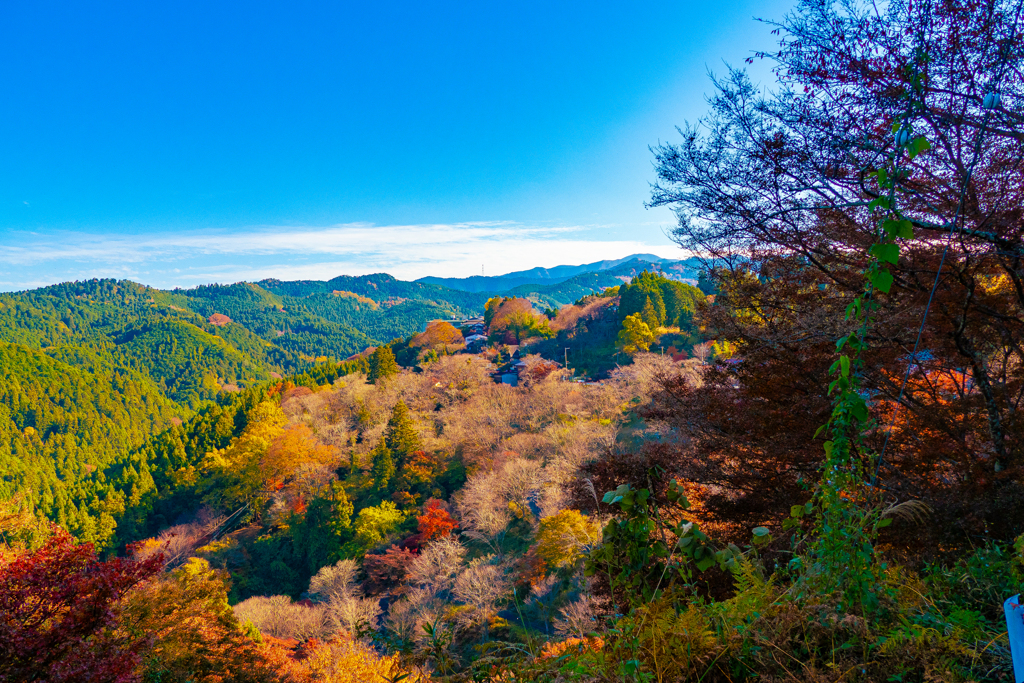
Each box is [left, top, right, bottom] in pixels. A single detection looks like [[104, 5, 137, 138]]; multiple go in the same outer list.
[[0, 221, 687, 290]]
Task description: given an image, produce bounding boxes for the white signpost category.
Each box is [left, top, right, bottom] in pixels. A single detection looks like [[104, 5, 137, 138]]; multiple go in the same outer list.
[[1007, 594, 1024, 683]]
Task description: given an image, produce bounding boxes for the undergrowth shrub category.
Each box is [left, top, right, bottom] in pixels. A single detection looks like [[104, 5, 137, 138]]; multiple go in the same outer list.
[[494, 484, 1020, 683]]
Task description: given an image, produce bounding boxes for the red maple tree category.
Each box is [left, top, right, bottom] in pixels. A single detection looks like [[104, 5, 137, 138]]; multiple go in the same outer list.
[[417, 499, 458, 542], [0, 530, 163, 683]]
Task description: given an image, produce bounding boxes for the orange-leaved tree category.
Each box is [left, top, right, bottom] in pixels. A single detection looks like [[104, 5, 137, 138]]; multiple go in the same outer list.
[[417, 499, 458, 542], [412, 321, 464, 351], [119, 557, 299, 683]]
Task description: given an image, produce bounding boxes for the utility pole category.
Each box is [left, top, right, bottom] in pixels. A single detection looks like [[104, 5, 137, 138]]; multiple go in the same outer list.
[[564, 347, 570, 377]]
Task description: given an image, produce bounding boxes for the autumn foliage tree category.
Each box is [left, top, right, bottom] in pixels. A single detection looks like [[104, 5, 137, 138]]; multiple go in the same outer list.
[[263, 422, 335, 487], [198, 400, 287, 514], [485, 298, 554, 343], [0, 529, 162, 683], [616, 314, 654, 355], [119, 557, 296, 683], [535, 509, 601, 569], [412, 321, 464, 352], [645, 0, 1024, 548], [417, 499, 458, 542], [362, 545, 417, 594]]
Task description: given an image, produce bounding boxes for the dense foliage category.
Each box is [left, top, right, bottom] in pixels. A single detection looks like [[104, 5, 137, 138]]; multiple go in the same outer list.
[[648, 0, 1024, 551], [4, 0, 1024, 680]]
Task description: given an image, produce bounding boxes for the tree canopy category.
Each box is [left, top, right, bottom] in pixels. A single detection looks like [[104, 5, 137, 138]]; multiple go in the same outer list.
[[367, 345, 399, 384]]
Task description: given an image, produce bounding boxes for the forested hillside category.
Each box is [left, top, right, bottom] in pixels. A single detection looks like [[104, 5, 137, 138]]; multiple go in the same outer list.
[[7, 1, 1024, 681], [0, 342, 178, 544], [0, 266, 700, 550], [503, 258, 698, 308]]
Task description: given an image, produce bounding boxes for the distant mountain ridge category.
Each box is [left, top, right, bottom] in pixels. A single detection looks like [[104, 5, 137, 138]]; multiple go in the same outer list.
[[416, 253, 702, 293]]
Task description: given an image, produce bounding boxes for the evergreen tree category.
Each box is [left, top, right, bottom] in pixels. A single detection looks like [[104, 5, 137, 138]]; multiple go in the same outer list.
[[384, 400, 421, 465], [370, 440, 395, 493], [618, 270, 665, 325], [367, 345, 399, 384], [640, 298, 661, 330], [292, 481, 353, 571]]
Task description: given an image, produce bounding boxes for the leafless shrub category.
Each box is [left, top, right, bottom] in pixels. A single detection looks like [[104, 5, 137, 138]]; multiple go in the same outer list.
[[386, 587, 440, 641], [427, 355, 495, 406], [554, 593, 611, 639], [292, 462, 337, 498], [309, 419, 353, 449], [498, 432, 549, 461], [498, 458, 543, 521], [455, 470, 512, 538], [327, 594, 381, 634], [551, 297, 615, 333], [406, 535, 466, 591], [233, 595, 331, 640], [610, 352, 684, 400], [453, 563, 509, 618], [282, 388, 330, 420], [539, 421, 617, 517], [309, 559, 362, 602], [691, 341, 714, 365]]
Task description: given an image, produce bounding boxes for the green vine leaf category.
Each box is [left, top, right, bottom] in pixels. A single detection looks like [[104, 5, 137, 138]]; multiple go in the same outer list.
[[870, 270, 894, 293], [907, 136, 931, 159], [868, 243, 899, 264], [883, 219, 914, 239]]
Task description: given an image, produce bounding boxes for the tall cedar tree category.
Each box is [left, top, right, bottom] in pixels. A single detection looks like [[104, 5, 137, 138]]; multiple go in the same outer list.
[[640, 299, 660, 331], [384, 400, 421, 466], [618, 271, 666, 325], [370, 441, 396, 493], [291, 481, 354, 573], [367, 345, 399, 384], [618, 270, 704, 329], [643, 0, 1024, 552]]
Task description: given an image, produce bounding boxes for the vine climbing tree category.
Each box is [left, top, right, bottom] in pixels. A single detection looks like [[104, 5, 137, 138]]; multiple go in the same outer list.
[[647, 0, 1024, 565]]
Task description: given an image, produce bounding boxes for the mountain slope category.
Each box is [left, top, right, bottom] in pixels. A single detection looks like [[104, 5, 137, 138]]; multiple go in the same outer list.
[[0, 340, 179, 545], [416, 253, 705, 292], [0, 256, 683, 546], [502, 258, 683, 308]]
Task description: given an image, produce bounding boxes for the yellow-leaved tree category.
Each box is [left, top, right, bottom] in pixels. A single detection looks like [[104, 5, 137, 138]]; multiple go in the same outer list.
[[119, 557, 297, 683], [199, 401, 287, 513], [303, 632, 426, 683], [616, 314, 654, 355], [535, 509, 601, 569]]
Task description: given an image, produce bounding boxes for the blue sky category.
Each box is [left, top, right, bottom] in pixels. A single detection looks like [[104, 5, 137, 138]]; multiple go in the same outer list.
[[0, 0, 792, 290]]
